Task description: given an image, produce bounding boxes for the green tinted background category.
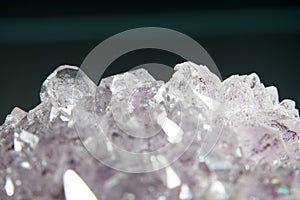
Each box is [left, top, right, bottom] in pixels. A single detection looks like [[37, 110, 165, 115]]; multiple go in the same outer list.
[[1, 2, 299, 122]]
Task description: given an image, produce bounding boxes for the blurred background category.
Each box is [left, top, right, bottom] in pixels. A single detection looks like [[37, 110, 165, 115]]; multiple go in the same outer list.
[[1, 0, 300, 123]]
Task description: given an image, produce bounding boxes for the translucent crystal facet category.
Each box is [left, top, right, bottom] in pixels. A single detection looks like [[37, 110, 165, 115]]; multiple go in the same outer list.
[[0, 62, 299, 199]]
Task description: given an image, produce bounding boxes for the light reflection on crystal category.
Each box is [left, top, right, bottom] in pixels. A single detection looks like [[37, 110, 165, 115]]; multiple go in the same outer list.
[[13, 132, 23, 152], [63, 169, 98, 200], [20, 161, 31, 169], [50, 106, 60, 122], [179, 184, 192, 200], [165, 166, 181, 189], [206, 181, 228, 200], [4, 176, 14, 196], [0, 62, 300, 199], [157, 113, 183, 143], [19, 130, 39, 148]]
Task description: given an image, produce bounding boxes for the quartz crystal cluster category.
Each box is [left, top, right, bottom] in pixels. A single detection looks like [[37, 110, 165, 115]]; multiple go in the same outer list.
[[1, 62, 300, 200]]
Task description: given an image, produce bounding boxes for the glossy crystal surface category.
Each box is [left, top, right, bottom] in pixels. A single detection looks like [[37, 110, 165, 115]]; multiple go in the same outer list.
[[0, 62, 299, 199]]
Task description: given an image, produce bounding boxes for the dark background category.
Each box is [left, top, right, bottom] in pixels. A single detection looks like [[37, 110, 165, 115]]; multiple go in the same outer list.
[[1, 1, 300, 123]]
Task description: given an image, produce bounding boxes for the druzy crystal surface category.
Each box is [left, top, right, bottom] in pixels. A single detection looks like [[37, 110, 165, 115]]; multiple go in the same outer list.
[[1, 62, 300, 199]]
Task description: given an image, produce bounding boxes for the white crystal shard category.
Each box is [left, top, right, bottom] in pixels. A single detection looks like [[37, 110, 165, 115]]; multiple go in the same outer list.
[[19, 130, 39, 148], [14, 132, 23, 152], [4, 176, 14, 196], [60, 105, 74, 116], [20, 161, 31, 169], [153, 85, 166, 102], [157, 112, 183, 143], [50, 106, 60, 122], [165, 166, 182, 189], [63, 169, 98, 200], [13, 130, 39, 152], [179, 184, 193, 200], [206, 181, 227, 200]]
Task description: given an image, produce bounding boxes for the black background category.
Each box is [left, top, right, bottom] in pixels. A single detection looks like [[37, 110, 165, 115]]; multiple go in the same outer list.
[[1, 1, 300, 123]]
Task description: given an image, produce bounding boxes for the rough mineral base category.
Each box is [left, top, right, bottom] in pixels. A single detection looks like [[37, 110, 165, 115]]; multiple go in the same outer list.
[[0, 62, 300, 199]]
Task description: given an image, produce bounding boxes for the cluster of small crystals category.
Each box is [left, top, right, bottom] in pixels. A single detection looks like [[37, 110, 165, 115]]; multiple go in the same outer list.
[[0, 62, 300, 199]]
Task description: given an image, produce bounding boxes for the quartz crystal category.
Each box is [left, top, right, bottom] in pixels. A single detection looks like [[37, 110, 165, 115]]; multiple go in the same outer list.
[[0, 61, 300, 199]]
